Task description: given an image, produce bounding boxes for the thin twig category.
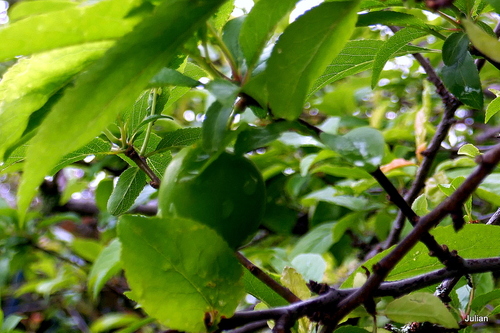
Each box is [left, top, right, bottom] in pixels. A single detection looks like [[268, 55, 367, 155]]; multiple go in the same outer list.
[[235, 252, 301, 304], [370, 168, 465, 267], [487, 208, 500, 225], [383, 50, 461, 248], [125, 145, 161, 189]]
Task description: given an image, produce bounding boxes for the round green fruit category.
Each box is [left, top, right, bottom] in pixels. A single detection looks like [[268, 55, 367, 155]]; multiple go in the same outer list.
[[158, 147, 266, 249]]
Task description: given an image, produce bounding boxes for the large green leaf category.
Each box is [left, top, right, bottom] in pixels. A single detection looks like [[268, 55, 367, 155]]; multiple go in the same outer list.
[[320, 127, 385, 172], [8, 0, 77, 22], [462, 18, 500, 63], [118, 215, 244, 332], [384, 292, 459, 328], [0, 42, 112, 160], [0, 0, 143, 61], [88, 239, 122, 301], [371, 27, 428, 88], [441, 33, 483, 109], [266, 1, 360, 120], [309, 40, 431, 98], [17, 0, 228, 223], [342, 224, 500, 288], [239, 0, 297, 70]]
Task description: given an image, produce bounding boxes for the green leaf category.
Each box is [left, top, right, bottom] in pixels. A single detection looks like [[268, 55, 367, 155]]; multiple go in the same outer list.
[[485, 92, 500, 123], [120, 90, 151, 138], [205, 79, 240, 106], [134, 115, 174, 135], [291, 223, 334, 258], [357, 11, 438, 32], [441, 33, 483, 109], [281, 266, 311, 300], [484, 0, 500, 13], [88, 239, 122, 301], [234, 121, 293, 155], [242, 269, 288, 307], [118, 215, 244, 332], [107, 167, 147, 216], [371, 28, 428, 88], [411, 194, 429, 216], [333, 327, 370, 333], [267, 1, 360, 120], [148, 67, 201, 88], [210, 1, 235, 31], [222, 16, 245, 68], [146, 151, 172, 179], [458, 143, 481, 158], [17, 0, 228, 222], [71, 238, 102, 262], [90, 313, 141, 333], [290, 254, 326, 282], [202, 101, 233, 153], [154, 127, 202, 153], [310, 40, 432, 98], [9, 0, 77, 22], [239, 0, 297, 70], [0, 144, 27, 174], [320, 127, 385, 172], [384, 292, 459, 328], [310, 165, 371, 179], [52, 138, 112, 174], [343, 225, 500, 287], [164, 62, 208, 110], [95, 179, 114, 213], [0, 42, 112, 160], [1, 314, 25, 332], [463, 18, 500, 63], [0, 0, 143, 61]]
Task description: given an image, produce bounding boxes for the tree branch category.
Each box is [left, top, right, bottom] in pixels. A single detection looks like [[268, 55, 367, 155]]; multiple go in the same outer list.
[[219, 257, 500, 330], [235, 252, 301, 304], [370, 168, 465, 268], [125, 145, 161, 189], [322, 143, 500, 330], [383, 45, 461, 248]]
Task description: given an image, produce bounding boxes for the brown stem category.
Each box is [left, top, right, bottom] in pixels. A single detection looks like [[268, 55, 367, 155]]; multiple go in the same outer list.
[[125, 145, 161, 189], [235, 252, 301, 304]]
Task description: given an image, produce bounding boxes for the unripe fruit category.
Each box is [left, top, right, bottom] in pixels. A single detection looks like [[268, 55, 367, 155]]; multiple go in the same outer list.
[[158, 147, 265, 249]]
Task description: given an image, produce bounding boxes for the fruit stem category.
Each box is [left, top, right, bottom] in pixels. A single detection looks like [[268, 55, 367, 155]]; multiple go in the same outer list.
[[139, 88, 158, 156]]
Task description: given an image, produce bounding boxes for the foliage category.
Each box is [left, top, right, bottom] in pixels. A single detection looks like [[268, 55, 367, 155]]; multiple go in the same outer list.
[[1, 0, 500, 332]]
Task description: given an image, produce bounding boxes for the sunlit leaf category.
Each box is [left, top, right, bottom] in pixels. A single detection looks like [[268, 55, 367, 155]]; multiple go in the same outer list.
[[371, 28, 428, 88], [0, 42, 112, 160], [385, 292, 459, 328], [118, 215, 244, 332], [267, 1, 360, 120], [17, 0, 228, 223]]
